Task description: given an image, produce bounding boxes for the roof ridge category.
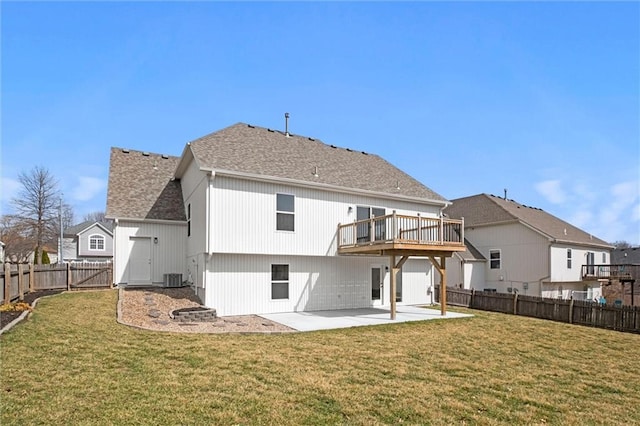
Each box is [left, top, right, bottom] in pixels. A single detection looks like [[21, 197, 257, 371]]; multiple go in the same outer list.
[[111, 146, 178, 159], [483, 193, 519, 221]]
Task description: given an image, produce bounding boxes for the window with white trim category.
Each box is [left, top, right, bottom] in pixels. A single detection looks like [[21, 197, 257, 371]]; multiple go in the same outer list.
[[567, 249, 572, 269], [602, 252, 606, 263], [276, 194, 294, 232], [271, 264, 289, 300], [89, 234, 105, 251], [489, 249, 501, 269]]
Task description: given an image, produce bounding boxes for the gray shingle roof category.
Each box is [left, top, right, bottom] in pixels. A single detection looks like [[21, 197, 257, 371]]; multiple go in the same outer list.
[[187, 123, 447, 203], [106, 148, 186, 221], [456, 239, 487, 262], [64, 220, 113, 237], [445, 193, 612, 249], [612, 247, 640, 264]]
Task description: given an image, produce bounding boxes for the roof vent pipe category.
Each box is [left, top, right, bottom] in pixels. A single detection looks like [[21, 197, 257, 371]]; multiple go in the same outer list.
[[285, 112, 290, 137], [504, 188, 507, 200]]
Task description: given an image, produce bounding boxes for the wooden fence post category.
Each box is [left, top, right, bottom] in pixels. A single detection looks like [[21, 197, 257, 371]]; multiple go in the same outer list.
[[4, 263, 11, 304], [67, 263, 72, 291], [569, 298, 574, 324], [470, 288, 475, 308], [29, 263, 34, 293], [513, 293, 518, 315], [18, 264, 24, 301]]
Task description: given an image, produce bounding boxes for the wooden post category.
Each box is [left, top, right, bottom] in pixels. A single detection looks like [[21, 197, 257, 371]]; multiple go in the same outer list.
[[29, 263, 35, 293], [569, 298, 574, 324], [440, 257, 447, 316], [470, 288, 475, 308], [67, 262, 72, 291], [390, 255, 396, 320], [429, 255, 447, 316], [4, 263, 11, 304], [18, 264, 24, 301], [513, 292, 518, 315]]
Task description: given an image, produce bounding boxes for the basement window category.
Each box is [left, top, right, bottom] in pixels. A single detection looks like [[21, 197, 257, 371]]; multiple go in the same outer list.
[[271, 264, 289, 300], [489, 250, 501, 269], [276, 193, 294, 232]]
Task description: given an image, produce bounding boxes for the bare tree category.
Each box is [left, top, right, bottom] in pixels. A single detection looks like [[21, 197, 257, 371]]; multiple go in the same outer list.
[[0, 215, 34, 263], [611, 241, 632, 249], [83, 211, 106, 223], [11, 166, 61, 264]]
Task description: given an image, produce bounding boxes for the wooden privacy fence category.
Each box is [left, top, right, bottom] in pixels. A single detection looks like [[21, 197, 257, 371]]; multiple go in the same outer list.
[[435, 286, 640, 334], [1, 263, 113, 304]]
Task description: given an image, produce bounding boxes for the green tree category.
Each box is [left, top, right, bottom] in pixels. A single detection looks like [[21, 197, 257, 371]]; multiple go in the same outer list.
[[41, 250, 50, 264]]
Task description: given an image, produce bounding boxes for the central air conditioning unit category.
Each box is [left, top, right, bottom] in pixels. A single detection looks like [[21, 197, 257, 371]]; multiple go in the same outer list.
[[163, 273, 183, 288]]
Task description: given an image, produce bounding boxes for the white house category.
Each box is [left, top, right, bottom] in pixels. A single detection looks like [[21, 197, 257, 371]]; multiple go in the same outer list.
[[444, 193, 613, 300], [61, 221, 113, 262], [106, 122, 465, 316]]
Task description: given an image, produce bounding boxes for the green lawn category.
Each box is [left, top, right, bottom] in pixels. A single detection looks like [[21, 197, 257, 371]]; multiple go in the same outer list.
[[1, 290, 639, 425]]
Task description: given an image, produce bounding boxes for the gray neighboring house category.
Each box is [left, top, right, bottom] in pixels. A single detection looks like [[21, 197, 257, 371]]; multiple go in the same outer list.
[[445, 193, 613, 299], [612, 246, 640, 265], [62, 221, 114, 262]]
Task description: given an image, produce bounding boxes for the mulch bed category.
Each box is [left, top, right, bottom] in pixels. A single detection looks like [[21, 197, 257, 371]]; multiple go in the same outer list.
[[0, 290, 64, 329]]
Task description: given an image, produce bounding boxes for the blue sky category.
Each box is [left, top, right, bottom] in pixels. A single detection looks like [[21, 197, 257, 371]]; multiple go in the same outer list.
[[2, 2, 639, 244]]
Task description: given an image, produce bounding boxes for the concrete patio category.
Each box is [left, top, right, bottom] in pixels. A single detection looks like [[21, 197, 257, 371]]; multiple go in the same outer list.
[[260, 305, 473, 332]]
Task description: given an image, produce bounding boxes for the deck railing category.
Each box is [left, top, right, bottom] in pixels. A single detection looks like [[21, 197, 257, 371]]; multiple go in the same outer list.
[[338, 212, 464, 249], [582, 264, 639, 281]]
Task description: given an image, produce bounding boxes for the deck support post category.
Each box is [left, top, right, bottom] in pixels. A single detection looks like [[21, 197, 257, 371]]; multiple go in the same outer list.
[[390, 255, 396, 320], [389, 255, 410, 320], [429, 255, 447, 316]]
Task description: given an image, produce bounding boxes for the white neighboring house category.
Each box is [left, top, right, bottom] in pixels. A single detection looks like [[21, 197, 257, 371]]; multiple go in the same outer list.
[[106, 122, 466, 316], [445, 193, 613, 300], [445, 239, 486, 290], [0, 241, 5, 263], [61, 221, 114, 262]]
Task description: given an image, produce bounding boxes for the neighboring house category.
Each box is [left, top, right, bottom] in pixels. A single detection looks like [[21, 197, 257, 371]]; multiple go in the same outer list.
[[446, 239, 486, 290], [444, 193, 613, 300], [61, 221, 114, 262], [0, 241, 4, 263], [612, 246, 640, 265], [605, 246, 640, 306], [106, 122, 465, 316]]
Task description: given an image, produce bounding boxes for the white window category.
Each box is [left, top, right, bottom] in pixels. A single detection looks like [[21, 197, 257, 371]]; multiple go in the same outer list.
[[602, 253, 606, 263], [276, 194, 294, 231], [489, 250, 501, 269], [271, 264, 289, 300], [567, 249, 572, 269], [89, 234, 105, 251]]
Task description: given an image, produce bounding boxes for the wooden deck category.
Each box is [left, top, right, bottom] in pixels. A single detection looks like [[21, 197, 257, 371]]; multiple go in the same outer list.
[[337, 212, 466, 256], [582, 264, 639, 282]]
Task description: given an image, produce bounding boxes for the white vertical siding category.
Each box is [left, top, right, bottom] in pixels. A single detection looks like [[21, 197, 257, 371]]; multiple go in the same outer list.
[[113, 220, 187, 284], [549, 245, 610, 282], [465, 222, 549, 295], [180, 159, 208, 258], [208, 175, 442, 256], [205, 254, 434, 316]]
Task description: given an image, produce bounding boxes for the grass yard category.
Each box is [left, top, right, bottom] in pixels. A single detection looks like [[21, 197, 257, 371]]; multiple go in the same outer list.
[[1, 290, 639, 425]]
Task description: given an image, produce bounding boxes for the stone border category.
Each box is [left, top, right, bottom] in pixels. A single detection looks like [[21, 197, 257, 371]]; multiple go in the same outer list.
[[0, 293, 60, 336], [116, 288, 295, 335]]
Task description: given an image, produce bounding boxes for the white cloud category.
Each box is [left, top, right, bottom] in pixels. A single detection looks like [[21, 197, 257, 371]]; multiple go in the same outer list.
[[534, 179, 566, 204], [72, 177, 107, 202]]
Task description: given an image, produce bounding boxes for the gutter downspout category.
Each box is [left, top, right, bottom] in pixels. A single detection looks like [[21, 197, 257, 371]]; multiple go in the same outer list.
[[113, 218, 118, 286]]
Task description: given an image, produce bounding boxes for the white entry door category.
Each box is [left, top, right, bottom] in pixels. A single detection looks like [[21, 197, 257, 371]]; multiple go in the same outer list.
[[129, 237, 152, 283], [371, 266, 383, 306]]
